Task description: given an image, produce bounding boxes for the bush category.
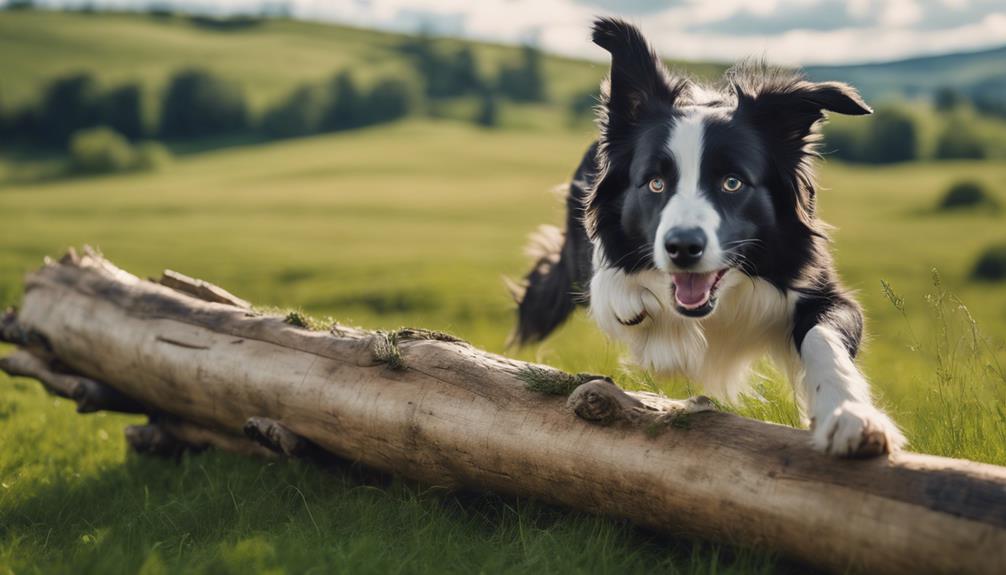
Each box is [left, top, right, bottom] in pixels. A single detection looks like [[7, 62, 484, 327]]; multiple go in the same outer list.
[[938, 181, 998, 211], [132, 141, 172, 171], [69, 127, 172, 175], [159, 69, 249, 139], [935, 119, 987, 160], [261, 85, 328, 139], [860, 106, 919, 164], [971, 244, 1006, 282], [69, 127, 134, 174]]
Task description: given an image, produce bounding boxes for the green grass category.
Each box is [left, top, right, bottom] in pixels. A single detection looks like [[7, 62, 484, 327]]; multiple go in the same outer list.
[[2, 118, 1005, 573], [2, 9, 1006, 575]]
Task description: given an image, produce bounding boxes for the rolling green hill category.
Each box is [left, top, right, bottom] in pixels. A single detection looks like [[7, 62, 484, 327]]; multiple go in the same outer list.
[[0, 9, 723, 117], [3, 9, 1004, 119], [806, 44, 1006, 103]]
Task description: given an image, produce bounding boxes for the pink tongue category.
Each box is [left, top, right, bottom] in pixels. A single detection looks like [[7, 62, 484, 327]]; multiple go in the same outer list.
[[672, 272, 718, 308]]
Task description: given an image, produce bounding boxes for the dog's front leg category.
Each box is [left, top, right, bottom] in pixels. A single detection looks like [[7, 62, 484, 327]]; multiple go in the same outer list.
[[796, 308, 906, 457], [588, 266, 662, 336]]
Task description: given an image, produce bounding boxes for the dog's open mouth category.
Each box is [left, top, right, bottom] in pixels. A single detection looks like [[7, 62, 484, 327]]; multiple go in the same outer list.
[[671, 269, 728, 318]]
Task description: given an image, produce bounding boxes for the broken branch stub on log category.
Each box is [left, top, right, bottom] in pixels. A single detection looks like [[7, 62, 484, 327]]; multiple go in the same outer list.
[[2, 249, 1006, 575]]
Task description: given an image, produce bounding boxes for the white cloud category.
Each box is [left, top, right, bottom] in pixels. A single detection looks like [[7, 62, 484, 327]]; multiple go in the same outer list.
[[33, 0, 1006, 65], [880, 0, 923, 27]]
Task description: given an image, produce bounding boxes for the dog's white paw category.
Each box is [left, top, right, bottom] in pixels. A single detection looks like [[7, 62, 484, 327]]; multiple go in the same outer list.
[[812, 401, 906, 458], [590, 270, 662, 331]]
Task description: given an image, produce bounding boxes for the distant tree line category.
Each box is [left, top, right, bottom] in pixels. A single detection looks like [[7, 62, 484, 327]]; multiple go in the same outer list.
[[0, 74, 151, 148], [0, 34, 551, 158], [397, 34, 547, 105], [261, 71, 417, 139], [935, 83, 1006, 119], [0, 70, 249, 148], [821, 102, 994, 164]]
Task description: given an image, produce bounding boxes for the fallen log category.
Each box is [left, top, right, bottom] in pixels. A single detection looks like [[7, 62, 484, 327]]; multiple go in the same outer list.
[[2, 249, 1006, 574]]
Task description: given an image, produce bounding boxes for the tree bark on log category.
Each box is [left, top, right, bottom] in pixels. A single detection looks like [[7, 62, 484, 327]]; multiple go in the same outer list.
[[3, 250, 1006, 574]]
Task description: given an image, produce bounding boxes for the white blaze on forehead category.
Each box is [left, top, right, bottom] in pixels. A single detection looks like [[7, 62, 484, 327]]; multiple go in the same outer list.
[[653, 109, 723, 272]]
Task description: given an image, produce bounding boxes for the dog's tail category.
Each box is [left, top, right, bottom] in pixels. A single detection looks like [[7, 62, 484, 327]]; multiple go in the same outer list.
[[507, 144, 598, 347], [507, 223, 580, 347]]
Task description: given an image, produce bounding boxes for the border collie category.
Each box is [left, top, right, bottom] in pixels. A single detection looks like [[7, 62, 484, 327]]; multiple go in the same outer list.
[[512, 17, 905, 458]]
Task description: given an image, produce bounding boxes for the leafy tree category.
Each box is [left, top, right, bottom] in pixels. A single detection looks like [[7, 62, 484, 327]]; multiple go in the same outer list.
[[364, 79, 415, 124], [40, 73, 101, 146], [935, 118, 987, 160], [821, 120, 869, 162], [261, 85, 327, 138], [970, 76, 1006, 118], [99, 84, 145, 140], [0, 95, 8, 140], [399, 35, 485, 99], [5, 0, 35, 10], [159, 69, 249, 139], [450, 46, 483, 95], [933, 86, 965, 112], [498, 45, 546, 102], [5, 108, 39, 145], [321, 71, 362, 131], [861, 106, 918, 164]]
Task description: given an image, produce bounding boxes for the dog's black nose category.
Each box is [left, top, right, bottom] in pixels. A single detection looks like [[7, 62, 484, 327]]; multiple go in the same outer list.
[[664, 227, 706, 268]]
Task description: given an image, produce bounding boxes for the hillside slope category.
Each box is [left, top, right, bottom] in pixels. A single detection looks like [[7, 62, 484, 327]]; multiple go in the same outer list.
[[806, 44, 1006, 102], [0, 10, 672, 114]]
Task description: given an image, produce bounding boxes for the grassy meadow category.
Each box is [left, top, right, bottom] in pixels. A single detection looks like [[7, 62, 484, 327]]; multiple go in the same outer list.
[[2, 9, 1006, 575]]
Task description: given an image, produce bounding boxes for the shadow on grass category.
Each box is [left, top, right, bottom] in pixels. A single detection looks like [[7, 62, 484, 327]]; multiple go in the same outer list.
[[0, 444, 799, 574]]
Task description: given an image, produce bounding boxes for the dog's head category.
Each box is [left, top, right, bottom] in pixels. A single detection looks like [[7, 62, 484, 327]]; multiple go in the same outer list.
[[585, 17, 871, 318]]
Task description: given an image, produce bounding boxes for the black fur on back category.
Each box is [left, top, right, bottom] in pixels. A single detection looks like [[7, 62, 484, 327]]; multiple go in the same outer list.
[[509, 144, 596, 346]]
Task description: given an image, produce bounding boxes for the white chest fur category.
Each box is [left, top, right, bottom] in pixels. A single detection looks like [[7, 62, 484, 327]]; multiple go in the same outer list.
[[588, 265, 798, 401]]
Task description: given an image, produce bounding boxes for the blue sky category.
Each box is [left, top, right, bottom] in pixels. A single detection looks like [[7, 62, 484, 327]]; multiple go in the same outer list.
[[34, 1, 1006, 65]]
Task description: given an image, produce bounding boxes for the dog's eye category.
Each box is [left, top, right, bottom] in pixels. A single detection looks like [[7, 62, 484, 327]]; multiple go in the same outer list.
[[648, 178, 665, 193], [722, 176, 744, 193]]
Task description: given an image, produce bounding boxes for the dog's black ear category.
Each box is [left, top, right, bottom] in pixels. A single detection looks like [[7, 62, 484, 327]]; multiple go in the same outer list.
[[733, 67, 871, 226], [797, 81, 872, 116], [592, 17, 685, 126], [734, 71, 871, 145]]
